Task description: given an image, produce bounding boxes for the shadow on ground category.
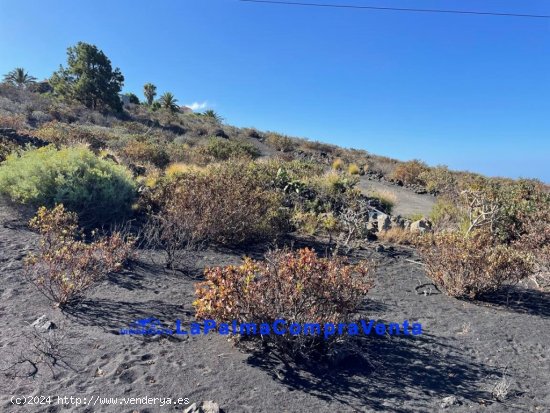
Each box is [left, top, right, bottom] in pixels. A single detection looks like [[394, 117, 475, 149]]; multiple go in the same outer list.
[[63, 298, 193, 333], [246, 333, 498, 412], [478, 285, 550, 318]]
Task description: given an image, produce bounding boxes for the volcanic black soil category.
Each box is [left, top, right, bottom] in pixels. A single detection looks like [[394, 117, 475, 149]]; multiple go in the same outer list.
[[0, 197, 548, 413]]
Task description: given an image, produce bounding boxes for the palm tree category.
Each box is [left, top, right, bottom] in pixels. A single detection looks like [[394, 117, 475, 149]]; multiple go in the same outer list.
[[203, 109, 223, 123], [159, 92, 179, 112], [3, 68, 37, 87], [143, 83, 157, 105]]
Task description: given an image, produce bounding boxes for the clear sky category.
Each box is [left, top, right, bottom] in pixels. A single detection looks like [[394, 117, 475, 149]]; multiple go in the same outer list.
[[1, 0, 549, 181]]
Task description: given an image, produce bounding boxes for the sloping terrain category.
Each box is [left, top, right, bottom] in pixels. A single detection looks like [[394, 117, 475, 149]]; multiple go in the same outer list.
[[358, 177, 436, 218]]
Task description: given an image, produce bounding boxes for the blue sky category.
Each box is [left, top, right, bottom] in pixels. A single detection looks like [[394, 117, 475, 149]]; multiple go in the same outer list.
[[1, 0, 549, 181]]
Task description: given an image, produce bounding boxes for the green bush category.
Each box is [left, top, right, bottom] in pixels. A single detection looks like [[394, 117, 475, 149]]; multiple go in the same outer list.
[[0, 146, 136, 226], [0, 138, 19, 162], [195, 137, 260, 161]]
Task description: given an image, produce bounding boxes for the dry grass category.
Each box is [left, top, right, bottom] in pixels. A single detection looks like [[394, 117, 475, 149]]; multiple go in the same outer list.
[[347, 163, 360, 175], [377, 227, 419, 245], [369, 189, 398, 213], [332, 158, 343, 170]]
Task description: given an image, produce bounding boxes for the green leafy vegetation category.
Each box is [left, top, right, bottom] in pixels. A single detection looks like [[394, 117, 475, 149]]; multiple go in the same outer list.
[[143, 83, 157, 105], [159, 92, 178, 112], [3, 67, 36, 88], [49, 42, 124, 111], [0, 146, 136, 226]]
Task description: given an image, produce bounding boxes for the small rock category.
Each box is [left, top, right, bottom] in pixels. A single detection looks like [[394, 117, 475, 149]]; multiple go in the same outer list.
[[440, 395, 461, 408], [183, 401, 220, 413], [184, 403, 199, 413], [410, 219, 432, 233], [377, 214, 391, 231], [366, 221, 377, 231], [211, 129, 229, 139], [31, 315, 56, 332], [390, 215, 404, 229], [201, 401, 220, 413]]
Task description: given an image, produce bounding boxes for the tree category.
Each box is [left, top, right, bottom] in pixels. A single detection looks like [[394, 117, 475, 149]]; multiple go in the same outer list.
[[203, 109, 223, 123], [159, 92, 179, 112], [125, 92, 140, 104], [50, 42, 124, 112], [3, 68, 36, 87], [143, 83, 157, 105]]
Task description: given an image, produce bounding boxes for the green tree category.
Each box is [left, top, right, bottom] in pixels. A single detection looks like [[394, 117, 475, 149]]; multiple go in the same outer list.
[[159, 92, 179, 112], [50, 42, 124, 111], [143, 83, 157, 105], [3, 68, 36, 87], [203, 109, 223, 123], [125, 92, 140, 104]]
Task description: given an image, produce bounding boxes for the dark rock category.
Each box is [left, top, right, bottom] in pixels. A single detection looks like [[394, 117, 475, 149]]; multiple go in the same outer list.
[[0, 129, 49, 148], [211, 129, 229, 139]]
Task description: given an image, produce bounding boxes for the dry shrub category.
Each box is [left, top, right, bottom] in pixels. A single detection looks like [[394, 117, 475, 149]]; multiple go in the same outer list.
[[419, 231, 533, 299], [2, 323, 72, 379], [347, 163, 360, 175], [34, 121, 106, 149], [377, 227, 419, 246], [24, 205, 135, 307], [514, 200, 550, 289], [365, 155, 398, 177], [332, 158, 343, 170], [0, 112, 27, 129], [429, 197, 465, 231], [265, 133, 295, 152], [164, 162, 202, 177], [335, 201, 370, 253], [120, 139, 170, 168], [299, 139, 338, 154], [390, 159, 428, 186], [369, 190, 397, 214], [420, 165, 457, 194], [147, 161, 288, 257], [194, 248, 373, 357]]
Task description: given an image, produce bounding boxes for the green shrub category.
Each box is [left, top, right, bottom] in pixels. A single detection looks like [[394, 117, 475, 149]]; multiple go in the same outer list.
[[34, 121, 106, 149], [419, 165, 457, 194], [0, 138, 19, 162], [0, 146, 136, 226], [195, 137, 260, 162], [429, 197, 465, 230]]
